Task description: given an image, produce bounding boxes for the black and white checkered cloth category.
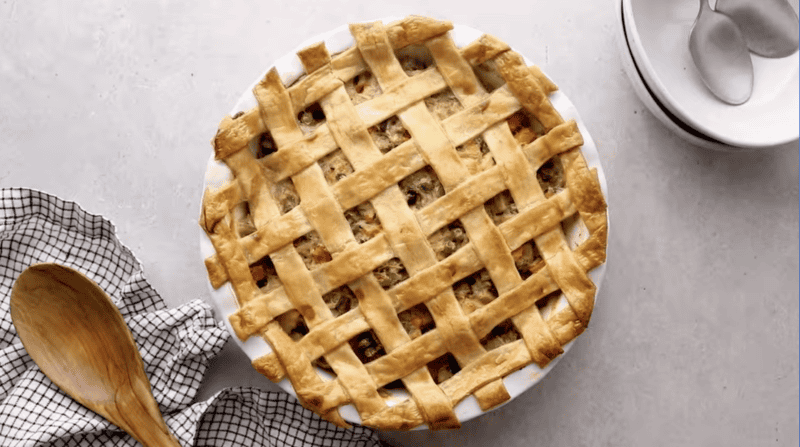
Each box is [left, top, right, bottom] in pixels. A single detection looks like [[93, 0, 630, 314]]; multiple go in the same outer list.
[[0, 188, 381, 446]]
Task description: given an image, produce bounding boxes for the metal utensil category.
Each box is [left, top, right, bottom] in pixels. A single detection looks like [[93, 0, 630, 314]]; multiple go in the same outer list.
[[689, 0, 754, 104], [716, 0, 799, 58], [10, 264, 182, 447]]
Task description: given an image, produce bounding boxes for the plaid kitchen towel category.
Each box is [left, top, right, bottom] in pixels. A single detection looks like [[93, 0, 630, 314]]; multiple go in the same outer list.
[[0, 188, 381, 447]]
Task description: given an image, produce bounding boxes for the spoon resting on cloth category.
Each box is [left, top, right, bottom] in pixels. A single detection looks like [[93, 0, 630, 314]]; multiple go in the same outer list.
[[716, 0, 799, 58], [689, 0, 754, 105], [10, 263, 182, 447]]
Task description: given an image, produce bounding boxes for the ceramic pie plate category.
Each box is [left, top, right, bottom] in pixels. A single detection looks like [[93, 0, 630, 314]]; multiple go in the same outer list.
[[199, 17, 609, 428]]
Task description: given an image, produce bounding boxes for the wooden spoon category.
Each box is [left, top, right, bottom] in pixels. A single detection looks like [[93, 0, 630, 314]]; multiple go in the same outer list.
[[10, 263, 182, 447]]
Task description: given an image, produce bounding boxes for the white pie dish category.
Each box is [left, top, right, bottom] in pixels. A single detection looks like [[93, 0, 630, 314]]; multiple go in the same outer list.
[[622, 0, 799, 149], [199, 18, 609, 429]]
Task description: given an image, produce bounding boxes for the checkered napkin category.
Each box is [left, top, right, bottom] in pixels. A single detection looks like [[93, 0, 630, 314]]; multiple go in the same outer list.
[[0, 188, 381, 446]]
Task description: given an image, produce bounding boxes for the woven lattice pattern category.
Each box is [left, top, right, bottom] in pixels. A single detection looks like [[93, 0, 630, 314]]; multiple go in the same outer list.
[[201, 16, 607, 430]]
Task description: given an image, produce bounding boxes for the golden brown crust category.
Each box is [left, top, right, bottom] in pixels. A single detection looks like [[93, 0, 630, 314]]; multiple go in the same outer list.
[[200, 15, 607, 430], [460, 34, 511, 66], [494, 51, 563, 131], [385, 15, 454, 50]]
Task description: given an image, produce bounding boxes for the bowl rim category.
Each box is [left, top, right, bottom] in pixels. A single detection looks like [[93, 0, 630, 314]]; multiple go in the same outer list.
[[616, 0, 741, 150], [621, 0, 800, 149]]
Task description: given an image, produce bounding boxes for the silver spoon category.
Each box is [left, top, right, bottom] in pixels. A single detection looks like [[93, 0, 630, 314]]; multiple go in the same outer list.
[[689, 0, 754, 105], [716, 0, 799, 58]]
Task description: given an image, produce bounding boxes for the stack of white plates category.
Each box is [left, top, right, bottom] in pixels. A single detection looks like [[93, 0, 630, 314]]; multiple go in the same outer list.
[[616, 0, 799, 150]]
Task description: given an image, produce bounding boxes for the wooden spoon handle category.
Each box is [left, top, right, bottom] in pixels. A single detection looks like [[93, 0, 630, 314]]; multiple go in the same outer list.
[[11, 264, 183, 447], [98, 377, 183, 447]]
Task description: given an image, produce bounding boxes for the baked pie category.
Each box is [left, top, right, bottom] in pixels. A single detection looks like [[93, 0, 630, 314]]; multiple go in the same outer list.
[[200, 15, 608, 430]]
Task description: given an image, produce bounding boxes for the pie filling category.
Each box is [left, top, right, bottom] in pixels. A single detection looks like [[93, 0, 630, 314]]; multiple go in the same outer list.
[[240, 76, 569, 391], [203, 16, 607, 430]]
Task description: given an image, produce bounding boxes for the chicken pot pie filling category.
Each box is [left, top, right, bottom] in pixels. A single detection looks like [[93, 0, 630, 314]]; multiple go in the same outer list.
[[201, 15, 607, 430]]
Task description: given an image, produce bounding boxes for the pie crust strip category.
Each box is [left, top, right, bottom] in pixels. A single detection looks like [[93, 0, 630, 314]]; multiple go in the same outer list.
[[200, 15, 608, 430]]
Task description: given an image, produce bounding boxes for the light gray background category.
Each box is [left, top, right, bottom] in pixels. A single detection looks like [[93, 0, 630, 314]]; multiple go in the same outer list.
[[1, 1, 797, 446]]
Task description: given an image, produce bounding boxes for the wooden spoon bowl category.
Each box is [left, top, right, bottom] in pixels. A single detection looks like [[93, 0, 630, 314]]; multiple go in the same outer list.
[[10, 263, 181, 447]]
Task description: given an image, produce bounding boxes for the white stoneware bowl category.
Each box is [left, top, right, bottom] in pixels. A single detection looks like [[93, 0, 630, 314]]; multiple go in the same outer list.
[[616, 0, 738, 150], [621, 0, 799, 149]]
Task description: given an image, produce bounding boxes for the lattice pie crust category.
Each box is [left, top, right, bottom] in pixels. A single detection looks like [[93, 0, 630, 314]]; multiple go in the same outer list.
[[200, 16, 608, 430]]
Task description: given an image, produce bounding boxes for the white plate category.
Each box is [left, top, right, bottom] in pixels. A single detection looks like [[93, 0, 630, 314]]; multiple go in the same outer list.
[[616, 0, 739, 150], [624, 0, 799, 149], [199, 18, 608, 429]]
